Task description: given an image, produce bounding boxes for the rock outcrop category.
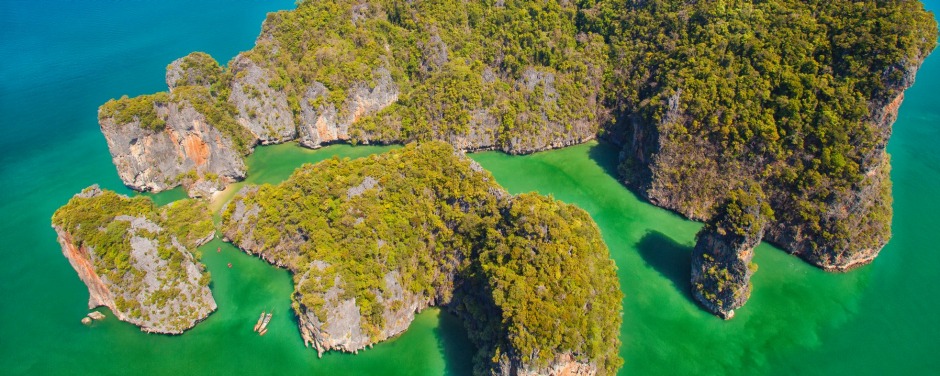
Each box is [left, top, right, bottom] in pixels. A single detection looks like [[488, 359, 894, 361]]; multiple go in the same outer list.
[[166, 52, 223, 91], [221, 142, 623, 375], [52, 186, 217, 334], [99, 94, 247, 198], [297, 67, 399, 148], [229, 54, 296, 144], [295, 269, 432, 356], [600, 0, 937, 318], [691, 186, 771, 319]]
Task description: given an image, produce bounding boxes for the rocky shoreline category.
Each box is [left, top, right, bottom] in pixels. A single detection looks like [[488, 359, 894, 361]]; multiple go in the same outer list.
[[52, 186, 217, 334], [220, 142, 623, 375]]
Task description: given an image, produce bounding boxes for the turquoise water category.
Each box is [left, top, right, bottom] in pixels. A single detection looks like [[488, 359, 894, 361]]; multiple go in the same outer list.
[[1, 1, 938, 374]]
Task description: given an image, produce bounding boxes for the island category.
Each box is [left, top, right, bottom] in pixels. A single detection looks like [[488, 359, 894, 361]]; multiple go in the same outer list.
[[51, 186, 216, 334], [221, 142, 623, 375], [86, 0, 937, 347], [52, 142, 624, 375], [591, 0, 937, 318]]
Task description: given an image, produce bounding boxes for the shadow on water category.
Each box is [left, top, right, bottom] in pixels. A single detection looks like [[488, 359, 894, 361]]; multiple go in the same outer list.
[[587, 140, 654, 203], [636, 231, 695, 303], [434, 310, 475, 376], [587, 141, 622, 181]]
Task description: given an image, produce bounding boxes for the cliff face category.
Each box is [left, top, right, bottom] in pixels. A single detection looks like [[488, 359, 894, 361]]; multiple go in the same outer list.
[[98, 0, 610, 198], [506, 353, 597, 376], [294, 269, 432, 356], [52, 186, 217, 334], [619, 92, 743, 221], [229, 54, 296, 144], [297, 67, 400, 148], [221, 142, 623, 375], [99, 96, 246, 198], [57, 228, 115, 311], [604, 0, 937, 318]]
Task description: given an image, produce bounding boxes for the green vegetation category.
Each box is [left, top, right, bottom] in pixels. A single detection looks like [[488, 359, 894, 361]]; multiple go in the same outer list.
[[169, 52, 224, 89], [52, 186, 214, 329], [708, 186, 773, 239], [477, 193, 622, 373], [100, 93, 169, 132], [170, 85, 255, 155], [586, 0, 936, 255], [222, 141, 622, 374], [100, 1, 936, 259], [94, 0, 937, 336]]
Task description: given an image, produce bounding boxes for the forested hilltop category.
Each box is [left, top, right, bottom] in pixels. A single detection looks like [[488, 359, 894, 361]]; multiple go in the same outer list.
[[221, 142, 623, 375], [98, 0, 936, 319], [583, 0, 936, 318], [51, 186, 216, 333]]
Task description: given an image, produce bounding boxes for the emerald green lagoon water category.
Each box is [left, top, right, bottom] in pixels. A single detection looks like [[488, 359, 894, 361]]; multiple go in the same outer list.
[[1, 1, 938, 374]]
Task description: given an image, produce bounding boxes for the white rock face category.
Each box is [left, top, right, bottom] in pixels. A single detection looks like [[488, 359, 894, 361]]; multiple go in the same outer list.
[[54, 187, 217, 334], [297, 67, 399, 148], [228, 54, 296, 144], [99, 100, 246, 197]]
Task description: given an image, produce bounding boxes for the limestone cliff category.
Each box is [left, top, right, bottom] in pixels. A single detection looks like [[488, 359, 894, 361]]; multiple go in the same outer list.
[[228, 54, 296, 144], [297, 67, 399, 148], [293, 269, 432, 356], [99, 92, 247, 198], [221, 142, 623, 375], [604, 2, 936, 302], [52, 186, 217, 334], [501, 353, 597, 376]]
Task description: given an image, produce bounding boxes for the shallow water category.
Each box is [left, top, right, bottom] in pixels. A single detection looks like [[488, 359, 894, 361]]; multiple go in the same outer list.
[[1, 0, 938, 374]]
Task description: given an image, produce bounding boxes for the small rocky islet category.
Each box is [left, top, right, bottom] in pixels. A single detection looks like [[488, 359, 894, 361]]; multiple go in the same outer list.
[[52, 0, 938, 374], [52, 186, 216, 334]]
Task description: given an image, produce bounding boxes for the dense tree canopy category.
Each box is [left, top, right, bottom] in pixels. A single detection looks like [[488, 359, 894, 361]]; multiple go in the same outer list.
[[52, 187, 214, 326], [585, 0, 936, 257], [221, 142, 623, 374]]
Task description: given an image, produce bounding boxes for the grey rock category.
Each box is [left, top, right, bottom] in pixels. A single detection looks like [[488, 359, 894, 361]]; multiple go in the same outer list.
[[346, 176, 380, 199], [166, 52, 222, 92], [54, 189, 216, 334], [229, 54, 296, 144], [297, 270, 431, 357], [298, 67, 399, 148], [99, 99, 246, 197]]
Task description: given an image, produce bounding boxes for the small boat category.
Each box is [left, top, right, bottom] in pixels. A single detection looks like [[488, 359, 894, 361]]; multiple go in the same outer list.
[[258, 312, 273, 333], [253, 312, 266, 332], [227, 263, 232, 268], [217, 247, 221, 253], [259, 328, 268, 336]]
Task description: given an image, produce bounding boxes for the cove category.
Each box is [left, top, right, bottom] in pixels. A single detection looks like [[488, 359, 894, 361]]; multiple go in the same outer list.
[[1, 0, 939, 375]]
